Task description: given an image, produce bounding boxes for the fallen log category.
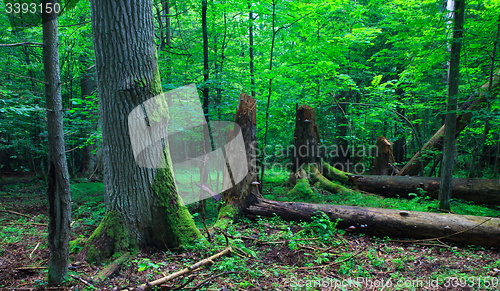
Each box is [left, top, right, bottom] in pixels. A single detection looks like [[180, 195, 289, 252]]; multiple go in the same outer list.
[[350, 175, 500, 205], [245, 198, 500, 248]]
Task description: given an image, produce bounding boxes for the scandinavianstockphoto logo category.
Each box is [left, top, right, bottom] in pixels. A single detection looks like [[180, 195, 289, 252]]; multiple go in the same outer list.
[[127, 84, 248, 205]]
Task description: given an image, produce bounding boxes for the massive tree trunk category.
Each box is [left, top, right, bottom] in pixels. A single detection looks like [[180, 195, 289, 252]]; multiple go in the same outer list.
[[216, 92, 260, 226], [397, 70, 500, 177], [85, 0, 201, 262], [351, 175, 500, 205], [245, 198, 500, 248], [42, 0, 72, 283]]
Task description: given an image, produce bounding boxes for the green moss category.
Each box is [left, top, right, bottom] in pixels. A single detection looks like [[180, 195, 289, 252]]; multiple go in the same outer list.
[[213, 204, 238, 228], [288, 178, 314, 199], [69, 238, 84, 254], [151, 162, 203, 249], [322, 162, 350, 185], [86, 210, 131, 263]]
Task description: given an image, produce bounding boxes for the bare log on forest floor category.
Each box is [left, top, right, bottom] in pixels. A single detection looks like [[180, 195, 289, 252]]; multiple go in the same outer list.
[[350, 175, 500, 205], [245, 198, 500, 248]]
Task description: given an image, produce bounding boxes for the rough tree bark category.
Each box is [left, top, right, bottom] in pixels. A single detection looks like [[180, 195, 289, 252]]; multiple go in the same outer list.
[[371, 136, 396, 175], [216, 92, 261, 226], [83, 0, 202, 262], [397, 70, 500, 177], [439, 0, 465, 211], [292, 104, 321, 172], [42, 0, 72, 283], [245, 198, 500, 248]]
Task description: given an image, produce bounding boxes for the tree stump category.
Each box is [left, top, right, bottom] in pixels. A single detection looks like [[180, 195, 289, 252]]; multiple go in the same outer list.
[[371, 136, 396, 175]]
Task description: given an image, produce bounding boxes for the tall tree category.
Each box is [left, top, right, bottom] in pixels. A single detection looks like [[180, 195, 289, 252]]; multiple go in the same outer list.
[[248, 1, 255, 98], [42, 0, 72, 283], [438, 0, 465, 211], [86, 0, 202, 261], [202, 0, 209, 116]]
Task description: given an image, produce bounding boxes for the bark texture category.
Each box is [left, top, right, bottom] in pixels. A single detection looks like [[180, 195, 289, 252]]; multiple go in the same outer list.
[[371, 136, 396, 175], [217, 92, 260, 225], [42, 0, 72, 283], [246, 198, 500, 248], [292, 104, 321, 172], [88, 0, 201, 260], [439, 0, 465, 210]]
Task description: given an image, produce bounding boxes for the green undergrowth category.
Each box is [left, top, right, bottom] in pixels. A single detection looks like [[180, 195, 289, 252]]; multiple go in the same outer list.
[[262, 168, 500, 218]]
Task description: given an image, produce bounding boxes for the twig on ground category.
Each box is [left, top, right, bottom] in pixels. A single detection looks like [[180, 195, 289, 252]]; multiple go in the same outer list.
[[121, 247, 232, 291], [298, 246, 367, 270], [185, 271, 238, 290], [70, 274, 94, 288], [29, 242, 40, 260], [0, 209, 32, 219]]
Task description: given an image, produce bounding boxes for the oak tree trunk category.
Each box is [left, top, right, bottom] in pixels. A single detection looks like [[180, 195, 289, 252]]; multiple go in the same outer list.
[[85, 0, 201, 262]]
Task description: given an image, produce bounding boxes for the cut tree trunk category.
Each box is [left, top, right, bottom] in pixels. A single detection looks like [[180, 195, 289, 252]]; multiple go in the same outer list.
[[216, 92, 260, 226], [371, 136, 396, 175], [245, 198, 500, 248], [350, 175, 500, 205], [398, 70, 500, 176], [292, 104, 321, 172]]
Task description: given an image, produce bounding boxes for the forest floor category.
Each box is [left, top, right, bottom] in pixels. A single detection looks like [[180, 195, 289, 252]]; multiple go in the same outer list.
[[1, 175, 500, 291]]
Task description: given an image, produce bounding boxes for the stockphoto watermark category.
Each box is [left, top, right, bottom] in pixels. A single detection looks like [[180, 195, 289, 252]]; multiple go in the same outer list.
[[247, 141, 379, 175], [287, 275, 499, 289]]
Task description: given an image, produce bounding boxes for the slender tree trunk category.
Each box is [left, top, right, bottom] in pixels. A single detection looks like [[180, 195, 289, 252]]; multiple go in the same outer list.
[[438, 0, 465, 210], [260, 0, 276, 184], [86, 0, 201, 262], [42, 0, 72, 283], [248, 2, 255, 97], [202, 0, 209, 116]]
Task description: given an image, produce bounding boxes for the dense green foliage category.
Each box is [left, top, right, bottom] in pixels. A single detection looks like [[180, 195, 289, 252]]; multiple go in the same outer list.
[[0, 0, 499, 178]]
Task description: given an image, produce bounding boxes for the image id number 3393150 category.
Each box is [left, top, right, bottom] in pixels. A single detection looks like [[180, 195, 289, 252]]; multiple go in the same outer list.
[[5, 2, 61, 14]]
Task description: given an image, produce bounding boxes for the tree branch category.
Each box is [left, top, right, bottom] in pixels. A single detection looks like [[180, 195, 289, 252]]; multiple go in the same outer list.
[[3, 72, 47, 84], [0, 42, 43, 48]]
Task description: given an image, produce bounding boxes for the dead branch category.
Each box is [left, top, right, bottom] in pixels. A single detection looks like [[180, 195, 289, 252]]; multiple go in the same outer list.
[[123, 247, 232, 291], [0, 42, 43, 47], [0, 209, 32, 219], [185, 271, 238, 290], [3, 72, 47, 84], [70, 274, 94, 288], [297, 247, 367, 270]]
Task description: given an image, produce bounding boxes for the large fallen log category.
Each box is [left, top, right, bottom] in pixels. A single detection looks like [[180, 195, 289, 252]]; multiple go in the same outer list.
[[245, 198, 500, 248], [350, 175, 500, 205]]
